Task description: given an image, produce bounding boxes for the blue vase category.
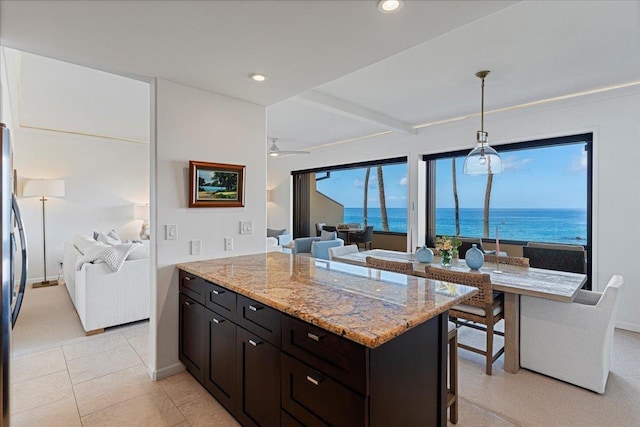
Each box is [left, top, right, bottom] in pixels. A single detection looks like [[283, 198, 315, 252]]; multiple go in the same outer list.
[[465, 244, 484, 270], [415, 246, 434, 263]]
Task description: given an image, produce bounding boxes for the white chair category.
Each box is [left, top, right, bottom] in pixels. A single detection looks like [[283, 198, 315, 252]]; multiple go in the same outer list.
[[328, 244, 359, 260], [520, 275, 623, 393]]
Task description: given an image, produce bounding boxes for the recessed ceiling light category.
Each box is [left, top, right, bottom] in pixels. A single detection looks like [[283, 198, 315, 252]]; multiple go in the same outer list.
[[377, 0, 403, 13], [250, 73, 266, 82]]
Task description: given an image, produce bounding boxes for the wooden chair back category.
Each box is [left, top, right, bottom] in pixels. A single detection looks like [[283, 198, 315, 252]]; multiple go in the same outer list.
[[484, 255, 530, 267], [365, 256, 414, 275], [424, 266, 493, 307]]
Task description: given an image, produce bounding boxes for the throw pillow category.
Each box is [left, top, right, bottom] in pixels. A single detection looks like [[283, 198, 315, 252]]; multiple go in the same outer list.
[[320, 230, 336, 241], [127, 244, 149, 260], [97, 229, 121, 246], [267, 228, 286, 238]]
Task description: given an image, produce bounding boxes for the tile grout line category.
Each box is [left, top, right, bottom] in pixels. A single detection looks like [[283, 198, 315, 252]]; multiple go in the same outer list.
[[61, 341, 84, 426]]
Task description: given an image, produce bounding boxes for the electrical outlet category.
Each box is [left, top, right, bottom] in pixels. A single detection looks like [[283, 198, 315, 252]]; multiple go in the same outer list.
[[166, 224, 177, 240], [240, 220, 253, 234], [224, 237, 233, 251], [191, 240, 202, 255]]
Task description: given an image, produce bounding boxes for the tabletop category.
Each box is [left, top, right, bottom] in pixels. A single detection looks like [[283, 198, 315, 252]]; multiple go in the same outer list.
[[333, 249, 587, 302]]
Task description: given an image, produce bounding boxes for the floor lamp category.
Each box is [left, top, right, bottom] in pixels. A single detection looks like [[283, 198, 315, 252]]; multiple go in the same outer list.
[[23, 179, 65, 288]]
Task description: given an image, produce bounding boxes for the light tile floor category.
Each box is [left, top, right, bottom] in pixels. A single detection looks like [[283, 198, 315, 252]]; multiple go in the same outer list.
[[10, 321, 240, 427]]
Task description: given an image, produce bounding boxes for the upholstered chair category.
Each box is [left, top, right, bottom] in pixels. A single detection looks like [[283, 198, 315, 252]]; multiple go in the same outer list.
[[520, 274, 623, 393]]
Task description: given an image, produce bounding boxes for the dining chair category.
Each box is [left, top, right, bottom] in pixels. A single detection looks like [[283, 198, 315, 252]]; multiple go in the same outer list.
[[351, 225, 374, 250], [365, 256, 414, 275], [520, 274, 623, 393], [328, 244, 359, 260], [315, 222, 326, 237], [424, 266, 504, 375], [484, 254, 530, 267]]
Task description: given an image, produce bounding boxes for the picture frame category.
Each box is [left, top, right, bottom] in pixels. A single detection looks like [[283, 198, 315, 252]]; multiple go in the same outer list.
[[189, 161, 245, 208]]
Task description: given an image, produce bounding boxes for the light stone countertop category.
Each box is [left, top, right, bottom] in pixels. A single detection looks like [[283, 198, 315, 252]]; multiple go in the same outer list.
[[178, 252, 478, 348]]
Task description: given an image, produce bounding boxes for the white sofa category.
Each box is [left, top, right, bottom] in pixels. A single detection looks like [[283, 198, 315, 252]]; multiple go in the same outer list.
[[63, 236, 150, 334]]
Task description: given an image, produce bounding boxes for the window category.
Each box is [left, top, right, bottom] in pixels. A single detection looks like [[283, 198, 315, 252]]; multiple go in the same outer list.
[[423, 133, 592, 287], [315, 162, 408, 233], [292, 157, 408, 237]]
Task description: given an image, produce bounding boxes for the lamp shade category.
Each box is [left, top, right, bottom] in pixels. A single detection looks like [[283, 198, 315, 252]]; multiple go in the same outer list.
[[463, 144, 503, 175], [23, 179, 65, 198], [133, 203, 150, 221]]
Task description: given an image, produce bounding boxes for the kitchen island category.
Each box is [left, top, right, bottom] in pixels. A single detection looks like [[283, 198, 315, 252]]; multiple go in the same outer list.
[[177, 252, 477, 427]]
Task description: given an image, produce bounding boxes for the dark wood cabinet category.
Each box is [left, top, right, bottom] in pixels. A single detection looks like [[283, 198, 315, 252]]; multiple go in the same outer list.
[[179, 268, 447, 427], [179, 293, 205, 383], [204, 308, 237, 412], [237, 326, 281, 427]]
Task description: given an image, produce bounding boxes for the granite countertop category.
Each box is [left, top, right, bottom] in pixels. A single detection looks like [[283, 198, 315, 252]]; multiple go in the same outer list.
[[178, 252, 478, 348]]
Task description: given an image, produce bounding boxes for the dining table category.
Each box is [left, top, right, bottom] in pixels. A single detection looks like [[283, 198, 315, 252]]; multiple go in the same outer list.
[[336, 227, 362, 244], [331, 249, 588, 374]]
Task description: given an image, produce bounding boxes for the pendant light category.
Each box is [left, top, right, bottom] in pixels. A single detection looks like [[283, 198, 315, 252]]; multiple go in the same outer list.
[[463, 70, 502, 175]]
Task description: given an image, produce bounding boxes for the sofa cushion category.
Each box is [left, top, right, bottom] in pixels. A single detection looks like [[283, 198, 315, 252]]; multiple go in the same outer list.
[[73, 235, 107, 255], [127, 244, 150, 260], [267, 228, 286, 238], [320, 230, 336, 241]]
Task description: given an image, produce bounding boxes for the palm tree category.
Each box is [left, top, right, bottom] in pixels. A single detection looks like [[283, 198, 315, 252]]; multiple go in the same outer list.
[[363, 167, 370, 226], [377, 166, 389, 231], [452, 158, 460, 236], [483, 173, 493, 238]]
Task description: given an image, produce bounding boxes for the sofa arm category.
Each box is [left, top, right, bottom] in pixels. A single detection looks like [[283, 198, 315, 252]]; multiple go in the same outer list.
[[311, 239, 344, 260], [293, 237, 320, 254]]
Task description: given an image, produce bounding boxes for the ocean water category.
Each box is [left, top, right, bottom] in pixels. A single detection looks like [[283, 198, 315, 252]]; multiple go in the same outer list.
[[343, 207, 587, 245]]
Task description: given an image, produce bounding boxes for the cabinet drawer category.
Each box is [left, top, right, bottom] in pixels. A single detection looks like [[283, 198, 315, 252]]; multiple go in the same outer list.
[[204, 281, 236, 321], [236, 295, 281, 347], [281, 354, 367, 427], [179, 270, 206, 305], [282, 316, 367, 395]]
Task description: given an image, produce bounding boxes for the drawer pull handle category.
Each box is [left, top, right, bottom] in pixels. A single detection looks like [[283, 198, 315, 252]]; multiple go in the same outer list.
[[184, 301, 191, 307], [249, 305, 263, 312], [212, 318, 224, 324], [248, 339, 263, 347], [307, 332, 323, 341], [306, 374, 324, 386], [184, 277, 192, 281], [212, 289, 224, 295]]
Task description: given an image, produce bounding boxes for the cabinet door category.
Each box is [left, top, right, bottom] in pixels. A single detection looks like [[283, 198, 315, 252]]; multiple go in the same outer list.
[[237, 326, 280, 427], [179, 293, 205, 383], [204, 308, 236, 411]]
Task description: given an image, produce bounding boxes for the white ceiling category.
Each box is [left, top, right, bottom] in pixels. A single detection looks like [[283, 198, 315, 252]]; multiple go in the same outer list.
[[1, 1, 639, 153]]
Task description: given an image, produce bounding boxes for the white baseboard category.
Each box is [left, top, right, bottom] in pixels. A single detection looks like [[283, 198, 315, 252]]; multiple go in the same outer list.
[[150, 361, 185, 381], [616, 321, 640, 333]]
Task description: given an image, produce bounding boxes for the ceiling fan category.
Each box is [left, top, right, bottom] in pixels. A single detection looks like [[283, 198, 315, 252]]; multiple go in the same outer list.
[[267, 138, 309, 157]]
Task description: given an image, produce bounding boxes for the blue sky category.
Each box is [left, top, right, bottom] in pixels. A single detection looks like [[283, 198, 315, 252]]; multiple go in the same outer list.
[[316, 163, 408, 209], [316, 143, 587, 210], [436, 143, 587, 209]]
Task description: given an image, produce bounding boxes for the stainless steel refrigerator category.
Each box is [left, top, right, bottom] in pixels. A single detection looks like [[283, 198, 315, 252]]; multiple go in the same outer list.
[[1, 123, 28, 426]]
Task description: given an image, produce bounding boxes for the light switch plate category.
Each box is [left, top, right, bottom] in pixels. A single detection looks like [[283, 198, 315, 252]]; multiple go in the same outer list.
[[224, 237, 233, 251], [191, 240, 202, 255], [166, 224, 177, 240], [240, 220, 253, 234]]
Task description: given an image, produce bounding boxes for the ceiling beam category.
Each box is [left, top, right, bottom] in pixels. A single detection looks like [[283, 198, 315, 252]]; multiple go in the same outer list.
[[295, 90, 417, 135]]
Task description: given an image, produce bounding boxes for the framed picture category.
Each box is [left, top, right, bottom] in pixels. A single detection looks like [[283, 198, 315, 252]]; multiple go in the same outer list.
[[189, 161, 245, 208]]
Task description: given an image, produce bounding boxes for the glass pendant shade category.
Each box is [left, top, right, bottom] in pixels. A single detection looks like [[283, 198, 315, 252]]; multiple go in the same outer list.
[[463, 70, 502, 175], [463, 143, 503, 175]]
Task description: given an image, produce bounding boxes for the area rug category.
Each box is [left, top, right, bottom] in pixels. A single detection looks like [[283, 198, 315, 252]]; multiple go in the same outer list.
[[11, 281, 86, 358]]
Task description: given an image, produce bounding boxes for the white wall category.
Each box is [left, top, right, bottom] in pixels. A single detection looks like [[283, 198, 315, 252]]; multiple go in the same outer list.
[[152, 79, 266, 378], [2, 49, 150, 283], [267, 86, 640, 332]]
